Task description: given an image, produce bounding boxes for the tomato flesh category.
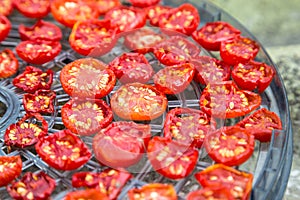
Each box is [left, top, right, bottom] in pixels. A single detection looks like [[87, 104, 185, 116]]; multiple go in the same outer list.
[[0, 15, 11, 42], [64, 189, 109, 200], [147, 5, 171, 26], [0, 0, 13, 16], [23, 90, 56, 114], [187, 187, 234, 200], [0, 49, 19, 79], [14, 0, 50, 18], [0, 155, 22, 187]]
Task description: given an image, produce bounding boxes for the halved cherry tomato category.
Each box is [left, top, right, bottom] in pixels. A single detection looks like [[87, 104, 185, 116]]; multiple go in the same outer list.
[[23, 90, 56, 114], [153, 63, 195, 94], [104, 6, 147, 34], [110, 82, 167, 121], [64, 189, 109, 200], [7, 171, 56, 200], [93, 121, 151, 168], [192, 21, 241, 51], [60, 58, 116, 99], [128, 183, 177, 200], [236, 108, 282, 142], [147, 5, 171, 26], [13, 66, 53, 93], [61, 98, 113, 136], [220, 35, 260, 65], [13, 0, 51, 18], [4, 113, 48, 148], [199, 81, 261, 118], [0, 0, 13, 16], [0, 155, 22, 187], [108, 52, 154, 84], [147, 136, 198, 179], [186, 187, 234, 200], [69, 19, 117, 56], [191, 56, 231, 85], [16, 39, 61, 65], [86, 0, 121, 15], [0, 15, 11, 42], [128, 0, 160, 8], [51, 0, 99, 28], [195, 164, 253, 200], [165, 36, 201, 57], [72, 168, 133, 199], [159, 3, 200, 35], [0, 49, 19, 79], [204, 126, 255, 166], [232, 60, 275, 93], [164, 107, 216, 148], [35, 129, 91, 170], [19, 20, 62, 41]]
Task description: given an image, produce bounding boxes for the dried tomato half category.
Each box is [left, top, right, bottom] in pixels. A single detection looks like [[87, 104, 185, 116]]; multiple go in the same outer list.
[[64, 189, 109, 200], [0, 15, 11, 42], [7, 171, 56, 200], [13, 0, 51, 18], [0, 0, 13, 16], [147, 5, 171, 26], [35, 129, 91, 170], [23, 90, 56, 114], [13, 66, 53, 93], [128, 0, 160, 8], [4, 113, 48, 148], [199, 81, 261, 118], [86, 0, 121, 15], [61, 99, 113, 136], [147, 136, 198, 179], [0, 155, 22, 187], [0, 49, 19, 79], [187, 187, 234, 200]]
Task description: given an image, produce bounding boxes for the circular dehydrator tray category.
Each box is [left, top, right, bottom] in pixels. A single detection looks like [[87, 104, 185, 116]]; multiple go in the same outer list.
[[0, 0, 293, 199]]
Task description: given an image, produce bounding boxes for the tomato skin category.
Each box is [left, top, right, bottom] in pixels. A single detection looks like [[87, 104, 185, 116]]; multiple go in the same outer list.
[[13, 0, 50, 18], [110, 82, 168, 121], [128, 0, 160, 8], [0, 0, 13, 16], [0, 155, 22, 187], [23, 90, 56, 114], [64, 189, 109, 200], [186, 187, 234, 200], [61, 98, 113, 136], [128, 183, 178, 200], [0, 15, 11, 42], [0, 49, 19, 79], [147, 5, 171, 26]]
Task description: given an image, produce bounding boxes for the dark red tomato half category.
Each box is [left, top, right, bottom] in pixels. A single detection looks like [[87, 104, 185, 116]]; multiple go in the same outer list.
[[108, 52, 154, 84], [191, 55, 231, 85], [187, 187, 234, 200], [23, 90, 56, 114], [153, 63, 195, 94], [147, 136, 199, 180], [236, 108, 282, 142], [199, 81, 261, 118], [93, 121, 151, 168], [86, 0, 121, 15], [0, 155, 22, 187], [232, 60, 275, 93], [164, 107, 216, 148], [159, 3, 200, 36], [16, 39, 61, 65], [7, 172, 56, 200], [13, 0, 51, 18], [69, 19, 118, 56], [0, 15, 11, 42], [0, 49, 19, 79], [0, 0, 13, 16], [195, 164, 253, 200], [192, 21, 241, 51], [64, 189, 109, 200], [166, 36, 201, 58], [147, 5, 171, 26], [61, 99, 113, 136], [35, 129, 91, 170], [128, 0, 160, 8], [220, 35, 260, 65], [60, 58, 116, 99]]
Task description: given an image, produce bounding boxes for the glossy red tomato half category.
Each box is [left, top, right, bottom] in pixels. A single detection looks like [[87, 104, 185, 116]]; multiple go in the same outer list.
[[0, 49, 19, 79], [13, 0, 51, 18], [128, 0, 160, 8], [0, 0, 13, 16], [23, 90, 56, 114], [93, 121, 151, 168], [0, 155, 22, 187], [64, 189, 109, 200], [0, 15, 11, 42], [187, 187, 234, 200], [147, 5, 171, 26]]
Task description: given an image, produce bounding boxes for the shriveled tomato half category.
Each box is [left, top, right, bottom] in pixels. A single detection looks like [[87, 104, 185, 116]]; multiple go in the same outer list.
[[204, 126, 255, 166], [159, 3, 200, 35], [0, 49, 19, 79], [69, 19, 117, 56], [191, 56, 231, 85], [4, 113, 48, 148], [61, 99, 113, 136], [166, 36, 201, 57], [147, 5, 171, 26], [35, 129, 91, 170], [232, 60, 275, 93], [0, 155, 22, 187], [104, 6, 147, 34], [236, 108, 282, 142], [220, 35, 260, 65], [110, 83, 167, 121], [86, 0, 121, 15], [19, 20, 62, 41], [93, 121, 151, 168], [128, 0, 160, 8], [23, 90, 56, 114], [51, 0, 99, 28], [195, 164, 253, 200], [153, 63, 195, 94], [13, 66, 53, 93], [64, 189, 109, 200], [147, 136, 198, 179], [0, 15, 11, 42], [72, 168, 132, 199], [164, 108, 216, 148], [128, 183, 177, 200], [0, 0, 13, 16], [16, 39, 61, 65], [192, 21, 241, 51], [7, 172, 56, 200], [108, 52, 154, 84], [14, 0, 50, 18], [60, 58, 116, 99], [199, 81, 261, 118], [187, 187, 234, 200]]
